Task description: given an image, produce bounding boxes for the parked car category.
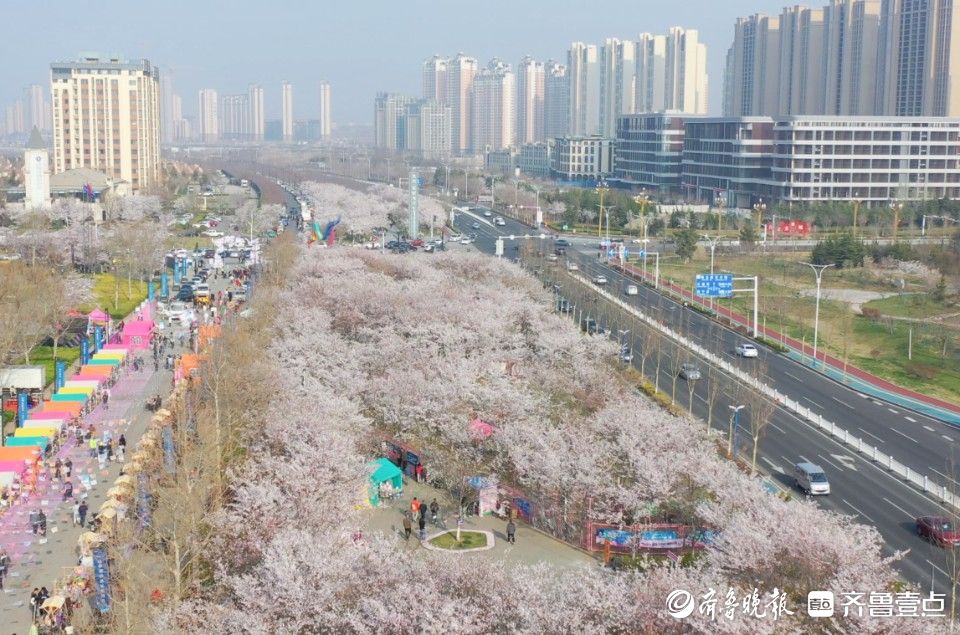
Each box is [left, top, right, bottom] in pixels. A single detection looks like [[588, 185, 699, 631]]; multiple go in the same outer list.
[[409, 239, 425, 248], [483, 210, 493, 217], [566, 262, 579, 271], [494, 217, 506, 226], [423, 244, 435, 253], [917, 516, 960, 547], [546, 254, 559, 262], [581, 318, 600, 335], [385, 240, 401, 250], [460, 237, 473, 244], [678, 364, 702, 380], [625, 284, 639, 295], [592, 275, 608, 285], [736, 342, 759, 358], [195, 284, 211, 298], [556, 298, 572, 313], [794, 462, 831, 496]]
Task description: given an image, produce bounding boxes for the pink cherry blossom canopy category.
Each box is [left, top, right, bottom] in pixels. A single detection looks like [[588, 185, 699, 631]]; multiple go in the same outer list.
[[468, 418, 494, 440]]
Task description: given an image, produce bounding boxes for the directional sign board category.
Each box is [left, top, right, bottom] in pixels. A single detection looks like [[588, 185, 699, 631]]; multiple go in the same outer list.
[[695, 273, 734, 298]]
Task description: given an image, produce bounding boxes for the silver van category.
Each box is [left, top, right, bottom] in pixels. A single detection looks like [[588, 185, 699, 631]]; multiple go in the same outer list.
[[795, 462, 830, 495]]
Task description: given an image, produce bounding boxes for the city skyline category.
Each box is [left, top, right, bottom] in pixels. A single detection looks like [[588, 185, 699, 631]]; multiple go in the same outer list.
[[0, 0, 794, 127]]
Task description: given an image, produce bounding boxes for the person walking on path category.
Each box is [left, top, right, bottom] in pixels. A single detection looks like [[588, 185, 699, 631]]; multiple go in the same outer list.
[[118, 434, 126, 462], [61, 480, 73, 502], [0, 548, 8, 590], [418, 513, 427, 541], [402, 514, 412, 541], [88, 437, 98, 458], [64, 457, 72, 478], [29, 588, 40, 619], [72, 501, 81, 527], [29, 509, 41, 534], [506, 520, 516, 544], [429, 499, 439, 525], [78, 501, 88, 528], [410, 497, 420, 517], [102, 389, 109, 411]]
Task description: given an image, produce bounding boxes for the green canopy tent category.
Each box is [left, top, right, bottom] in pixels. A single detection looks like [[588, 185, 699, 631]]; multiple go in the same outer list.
[[368, 458, 403, 506]]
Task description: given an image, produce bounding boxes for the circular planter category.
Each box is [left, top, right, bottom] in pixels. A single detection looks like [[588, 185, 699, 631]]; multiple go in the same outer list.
[[422, 529, 495, 553]]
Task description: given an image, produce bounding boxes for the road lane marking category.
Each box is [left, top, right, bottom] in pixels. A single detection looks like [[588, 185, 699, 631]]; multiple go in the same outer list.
[[888, 427, 918, 443], [904, 416, 917, 423], [942, 435, 954, 443], [816, 454, 845, 472], [926, 559, 951, 580], [761, 457, 783, 473], [841, 498, 876, 524], [882, 497, 917, 520], [832, 397, 854, 409], [784, 371, 803, 382], [888, 408, 899, 414], [924, 425, 935, 432], [804, 396, 823, 409], [857, 427, 885, 444], [858, 393, 869, 399]]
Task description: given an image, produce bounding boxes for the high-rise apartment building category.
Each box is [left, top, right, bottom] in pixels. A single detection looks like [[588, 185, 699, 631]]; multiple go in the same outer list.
[[599, 38, 636, 137], [171, 94, 190, 141], [25, 85, 46, 132], [544, 60, 569, 139], [725, 0, 960, 117], [50, 56, 161, 191], [318, 80, 332, 140], [403, 99, 452, 160], [568, 42, 600, 136], [516, 56, 545, 143], [160, 73, 175, 144], [635, 33, 668, 112], [664, 27, 708, 114], [373, 92, 413, 150], [220, 94, 250, 140], [248, 84, 264, 141], [471, 59, 515, 151], [199, 88, 219, 143], [422, 55, 448, 102], [281, 81, 293, 141], [446, 54, 478, 154]]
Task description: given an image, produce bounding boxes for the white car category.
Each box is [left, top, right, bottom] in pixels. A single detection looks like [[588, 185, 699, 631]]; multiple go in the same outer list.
[[461, 237, 473, 244], [202, 230, 225, 237], [546, 254, 559, 262], [625, 284, 639, 295], [483, 210, 493, 217], [736, 342, 759, 358], [164, 302, 194, 324], [592, 275, 608, 285], [566, 262, 579, 271]]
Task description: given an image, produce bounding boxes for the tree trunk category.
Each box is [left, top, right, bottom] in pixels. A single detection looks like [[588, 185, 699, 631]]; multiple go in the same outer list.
[[751, 437, 760, 475]]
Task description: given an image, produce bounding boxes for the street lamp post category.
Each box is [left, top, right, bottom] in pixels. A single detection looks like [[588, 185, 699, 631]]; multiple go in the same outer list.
[[727, 404, 746, 457], [801, 262, 835, 369], [889, 201, 902, 241], [596, 178, 608, 239], [703, 235, 721, 274], [752, 199, 767, 239]]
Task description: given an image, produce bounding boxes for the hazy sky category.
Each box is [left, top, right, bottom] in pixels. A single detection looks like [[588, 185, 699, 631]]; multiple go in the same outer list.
[[3, 0, 789, 125]]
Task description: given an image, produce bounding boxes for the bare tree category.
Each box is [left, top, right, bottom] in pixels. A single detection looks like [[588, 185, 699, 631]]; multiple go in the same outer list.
[[745, 387, 777, 475], [705, 362, 724, 431]]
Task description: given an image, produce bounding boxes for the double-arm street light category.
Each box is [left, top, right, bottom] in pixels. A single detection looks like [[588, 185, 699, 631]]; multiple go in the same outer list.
[[728, 404, 746, 458]]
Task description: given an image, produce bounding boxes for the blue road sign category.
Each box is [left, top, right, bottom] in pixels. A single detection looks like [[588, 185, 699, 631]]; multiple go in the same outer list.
[[695, 273, 734, 298]]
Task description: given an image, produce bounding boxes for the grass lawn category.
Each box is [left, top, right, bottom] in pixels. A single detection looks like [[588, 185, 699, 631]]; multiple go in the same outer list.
[[79, 273, 148, 319], [428, 531, 488, 550], [861, 294, 959, 319], [29, 345, 81, 387]]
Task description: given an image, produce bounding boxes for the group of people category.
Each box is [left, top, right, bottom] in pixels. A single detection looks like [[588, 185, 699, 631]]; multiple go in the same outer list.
[[402, 497, 441, 541], [87, 432, 126, 469]]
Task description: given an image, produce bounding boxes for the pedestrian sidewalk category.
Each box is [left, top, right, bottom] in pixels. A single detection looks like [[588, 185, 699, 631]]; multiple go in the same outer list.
[[364, 478, 596, 571]]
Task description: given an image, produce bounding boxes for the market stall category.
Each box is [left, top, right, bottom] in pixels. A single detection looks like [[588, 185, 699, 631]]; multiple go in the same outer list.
[[368, 458, 403, 506], [57, 386, 95, 396], [5, 437, 50, 452], [119, 320, 155, 350]]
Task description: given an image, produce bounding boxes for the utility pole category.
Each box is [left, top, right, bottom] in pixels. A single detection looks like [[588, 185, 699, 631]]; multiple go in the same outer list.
[[889, 201, 902, 241], [596, 179, 608, 239], [801, 262, 835, 368]]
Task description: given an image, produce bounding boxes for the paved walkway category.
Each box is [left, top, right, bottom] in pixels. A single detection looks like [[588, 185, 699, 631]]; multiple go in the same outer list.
[[365, 478, 597, 571], [0, 327, 191, 633]]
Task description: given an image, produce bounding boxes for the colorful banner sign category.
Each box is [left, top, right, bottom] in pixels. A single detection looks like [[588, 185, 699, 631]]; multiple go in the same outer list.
[[94, 326, 104, 352], [16, 392, 28, 427], [148, 281, 155, 302], [81, 338, 89, 365], [161, 271, 169, 298], [92, 546, 111, 613]]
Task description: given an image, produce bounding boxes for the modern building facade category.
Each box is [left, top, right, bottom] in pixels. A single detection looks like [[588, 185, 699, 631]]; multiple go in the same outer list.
[[725, 0, 960, 118], [613, 112, 696, 194], [471, 59, 515, 151], [544, 60, 569, 139], [516, 56, 545, 143], [50, 56, 161, 191], [422, 55, 448, 103], [318, 80, 332, 140], [220, 94, 250, 140], [599, 38, 635, 137], [373, 92, 412, 150], [550, 136, 615, 181], [249, 84, 265, 141], [160, 73, 175, 144], [281, 81, 293, 141], [518, 141, 552, 178], [198, 88, 219, 143], [403, 99, 451, 160]]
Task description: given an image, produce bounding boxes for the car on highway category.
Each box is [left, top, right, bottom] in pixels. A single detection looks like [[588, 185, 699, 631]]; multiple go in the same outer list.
[[483, 210, 493, 217], [555, 238, 571, 248], [471, 222, 481, 229], [556, 298, 572, 313], [460, 237, 473, 244], [164, 301, 194, 323], [566, 262, 579, 271], [625, 284, 639, 295], [631, 238, 646, 244], [678, 364, 702, 380], [916, 516, 960, 547], [794, 462, 830, 496], [592, 275, 608, 285], [619, 346, 634, 363], [735, 342, 759, 358], [195, 283, 211, 299], [494, 217, 506, 226], [546, 254, 558, 262]]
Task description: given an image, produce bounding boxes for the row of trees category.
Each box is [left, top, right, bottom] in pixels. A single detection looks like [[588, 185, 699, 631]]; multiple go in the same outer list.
[[157, 238, 931, 632]]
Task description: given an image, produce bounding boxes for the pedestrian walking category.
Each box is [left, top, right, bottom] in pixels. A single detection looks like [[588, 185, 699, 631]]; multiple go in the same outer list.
[[62, 480, 73, 502], [118, 435, 126, 462], [0, 548, 8, 590], [64, 458, 72, 478], [88, 436, 98, 458], [72, 501, 81, 526], [29, 509, 41, 534], [37, 511, 47, 536], [53, 459, 62, 481], [79, 501, 89, 527], [415, 463, 424, 483], [102, 389, 109, 411], [410, 497, 420, 516], [29, 588, 40, 619], [506, 520, 516, 544], [429, 499, 439, 524], [418, 514, 427, 541], [402, 514, 412, 541]]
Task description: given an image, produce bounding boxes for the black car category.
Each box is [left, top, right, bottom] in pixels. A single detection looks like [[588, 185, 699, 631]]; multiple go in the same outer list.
[[385, 240, 401, 250], [204, 249, 216, 259], [581, 318, 601, 335], [176, 288, 195, 302], [556, 299, 573, 313]]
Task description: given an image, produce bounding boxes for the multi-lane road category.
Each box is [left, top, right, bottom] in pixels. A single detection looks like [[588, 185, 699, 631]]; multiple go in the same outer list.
[[454, 208, 960, 594]]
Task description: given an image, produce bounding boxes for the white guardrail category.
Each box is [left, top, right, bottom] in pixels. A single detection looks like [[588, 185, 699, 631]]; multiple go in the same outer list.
[[569, 273, 960, 511]]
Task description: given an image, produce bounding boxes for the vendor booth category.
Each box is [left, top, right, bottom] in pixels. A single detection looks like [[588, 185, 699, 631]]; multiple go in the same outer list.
[[120, 320, 154, 350], [57, 386, 95, 396], [5, 437, 49, 452], [368, 458, 403, 506], [86, 308, 111, 325]]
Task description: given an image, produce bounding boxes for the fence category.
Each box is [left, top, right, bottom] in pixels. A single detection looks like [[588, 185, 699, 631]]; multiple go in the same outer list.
[[567, 272, 960, 512]]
